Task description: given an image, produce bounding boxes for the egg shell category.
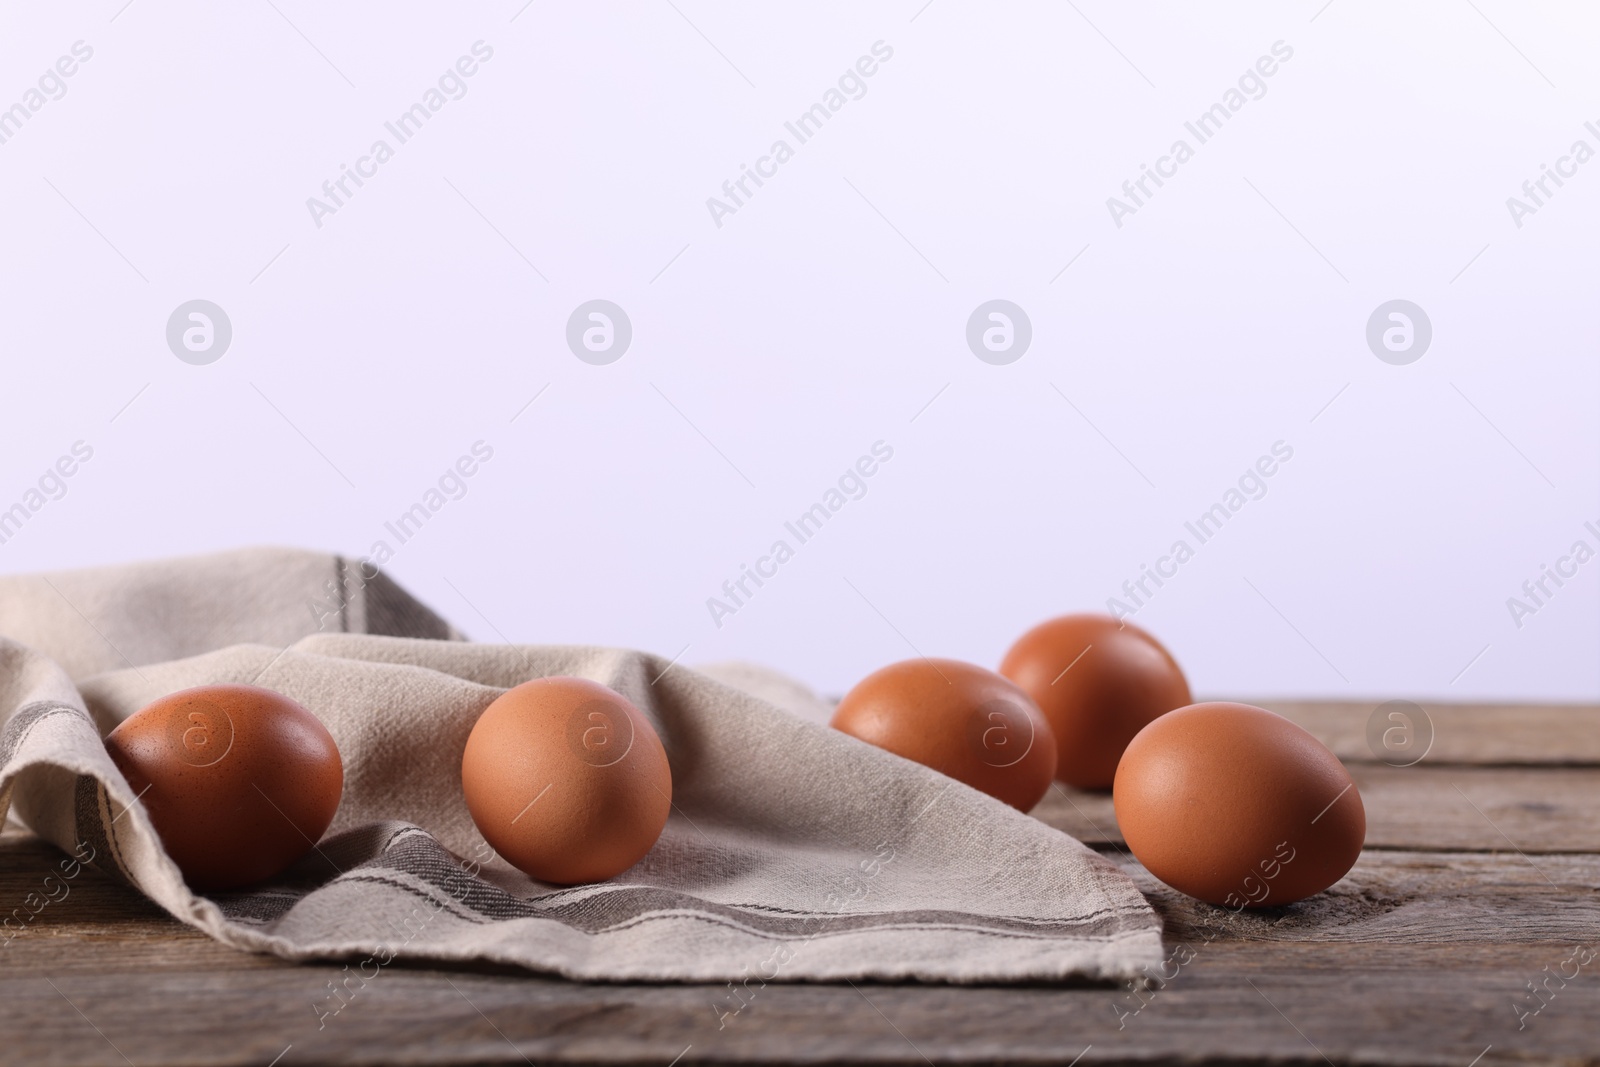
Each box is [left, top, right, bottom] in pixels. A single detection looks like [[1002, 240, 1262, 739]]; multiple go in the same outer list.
[[461, 676, 672, 885], [1113, 701, 1366, 907], [830, 658, 1057, 811], [104, 684, 343, 891], [1001, 614, 1191, 789]]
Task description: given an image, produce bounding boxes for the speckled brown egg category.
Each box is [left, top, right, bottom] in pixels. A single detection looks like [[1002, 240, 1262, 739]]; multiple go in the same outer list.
[[461, 677, 672, 885], [830, 658, 1057, 811], [1113, 702, 1366, 907], [104, 684, 343, 891], [1000, 614, 1191, 789]]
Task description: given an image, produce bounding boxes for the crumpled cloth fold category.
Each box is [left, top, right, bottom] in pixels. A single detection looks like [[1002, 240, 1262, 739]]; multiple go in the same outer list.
[[0, 547, 1160, 982]]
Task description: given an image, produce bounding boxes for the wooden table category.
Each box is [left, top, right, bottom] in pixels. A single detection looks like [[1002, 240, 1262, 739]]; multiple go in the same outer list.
[[5, 702, 1597, 1066]]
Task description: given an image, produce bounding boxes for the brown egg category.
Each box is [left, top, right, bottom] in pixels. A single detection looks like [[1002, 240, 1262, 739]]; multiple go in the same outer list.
[[1000, 614, 1191, 789], [461, 677, 672, 885], [830, 658, 1057, 811], [105, 684, 343, 891], [1113, 702, 1366, 907]]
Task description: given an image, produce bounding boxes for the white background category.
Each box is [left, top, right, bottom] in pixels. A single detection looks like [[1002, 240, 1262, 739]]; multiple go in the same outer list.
[[1, 1, 1595, 702]]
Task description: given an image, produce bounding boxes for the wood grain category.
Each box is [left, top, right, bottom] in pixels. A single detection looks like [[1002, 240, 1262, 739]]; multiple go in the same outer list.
[[10, 945, 1598, 1067], [3, 838, 1598, 1065], [1258, 701, 1600, 766], [1032, 765, 1600, 854], [4, 701, 1599, 1067]]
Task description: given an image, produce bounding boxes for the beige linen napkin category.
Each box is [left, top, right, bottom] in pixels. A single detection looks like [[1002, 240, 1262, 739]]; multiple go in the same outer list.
[[0, 548, 1162, 983]]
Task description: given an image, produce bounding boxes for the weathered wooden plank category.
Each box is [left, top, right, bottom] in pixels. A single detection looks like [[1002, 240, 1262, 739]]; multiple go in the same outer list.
[[1119, 849, 1600, 948], [1259, 701, 1600, 766], [7, 940, 1597, 1065], [1032, 765, 1600, 854], [7, 840, 1594, 962], [3, 833, 1598, 1066], [5, 698, 1597, 1066]]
